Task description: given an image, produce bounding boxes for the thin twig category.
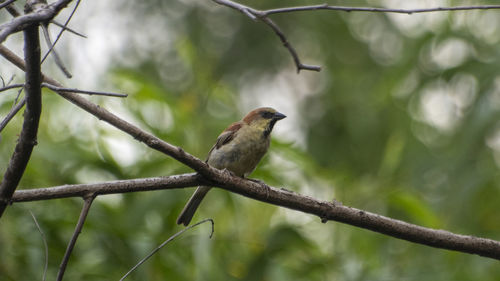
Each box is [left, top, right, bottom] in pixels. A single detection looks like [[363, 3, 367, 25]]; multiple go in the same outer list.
[[212, 0, 500, 72], [0, 25, 41, 217], [2, 0, 20, 17], [0, 83, 23, 92], [29, 210, 48, 281], [50, 20, 87, 38], [56, 194, 96, 281], [120, 218, 214, 281], [259, 16, 321, 73], [0, 96, 25, 133], [0, 73, 15, 87], [212, 0, 321, 72], [11, 173, 204, 202], [41, 0, 81, 65], [42, 83, 128, 97], [0, 0, 16, 10], [6, 74, 16, 86], [41, 24, 72, 78], [263, 4, 500, 16], [0, 0, 74, 44]]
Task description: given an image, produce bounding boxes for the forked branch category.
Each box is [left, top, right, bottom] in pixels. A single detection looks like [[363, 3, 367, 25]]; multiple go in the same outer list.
[[212, 0, 500, 72]]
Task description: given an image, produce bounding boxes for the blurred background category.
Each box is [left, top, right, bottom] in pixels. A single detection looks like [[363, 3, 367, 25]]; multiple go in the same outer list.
[[1, 0, 500, 280]]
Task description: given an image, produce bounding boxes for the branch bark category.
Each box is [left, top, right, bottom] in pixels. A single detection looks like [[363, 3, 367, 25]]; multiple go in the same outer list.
[[12, 173, 203, 202], [0, 24, 41, 217], [11, 174, 500, 261], [0, 0, 73, 44]]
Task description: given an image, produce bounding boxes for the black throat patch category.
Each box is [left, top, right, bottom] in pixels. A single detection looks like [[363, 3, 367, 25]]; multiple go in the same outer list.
[[263, 119, 278, 138]]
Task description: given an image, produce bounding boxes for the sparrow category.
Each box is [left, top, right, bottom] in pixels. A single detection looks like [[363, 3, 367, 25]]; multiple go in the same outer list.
[[176, 107, 286, 226]]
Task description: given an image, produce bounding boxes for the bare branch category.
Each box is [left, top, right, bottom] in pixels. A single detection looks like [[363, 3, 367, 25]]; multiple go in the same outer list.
[[0, 44, 28, 70], [0, 83, 23, 92], [41, 24, 72, 78], [0, 25, 41, 217], [0, 0, 73, 44], [262, 4, 500, 16], [50, 20, 86, 38], [212, 0, 500, 72], [11, 173, 500, 260], [41, 0, 82, 70], [0, 0, 16, 11], [0, 96, 25, 133], [259, 16, 321, 73], [212, 0, 321, 72], [2, 0, 20, 17], [56, 194, 95, 281], [42, 83, 128, 98], [120, 218, 214, 281], [11, 173, 204, 202]]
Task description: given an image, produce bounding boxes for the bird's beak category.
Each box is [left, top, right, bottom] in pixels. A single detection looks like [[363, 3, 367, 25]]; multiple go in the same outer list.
[[273, 112, 286, 120]]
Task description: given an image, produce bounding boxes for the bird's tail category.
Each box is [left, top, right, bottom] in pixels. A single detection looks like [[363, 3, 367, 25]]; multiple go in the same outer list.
[[176, 186, 211, 226]]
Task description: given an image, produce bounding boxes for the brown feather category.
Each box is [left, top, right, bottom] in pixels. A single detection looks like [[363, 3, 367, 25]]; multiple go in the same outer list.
[[206, 121, 242, 160], [242, 107, 276, 124]]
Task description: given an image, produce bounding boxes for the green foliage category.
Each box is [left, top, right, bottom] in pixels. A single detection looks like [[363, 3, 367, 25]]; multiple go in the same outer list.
[[1, 0, 500, 280]]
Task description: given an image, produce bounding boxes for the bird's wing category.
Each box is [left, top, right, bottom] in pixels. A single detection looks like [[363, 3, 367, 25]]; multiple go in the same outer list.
[[206, 122, 242, 160]]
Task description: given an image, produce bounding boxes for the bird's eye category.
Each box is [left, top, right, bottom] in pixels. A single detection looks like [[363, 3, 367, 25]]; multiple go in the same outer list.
[[261, 111, 274, 119]]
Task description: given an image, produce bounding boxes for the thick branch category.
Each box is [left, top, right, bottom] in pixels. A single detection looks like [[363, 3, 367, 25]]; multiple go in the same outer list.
[[2, 44, 500, 260], [11, 174, 500, 260], [0, 25, 41, 217], [12, 173, 204, 202]]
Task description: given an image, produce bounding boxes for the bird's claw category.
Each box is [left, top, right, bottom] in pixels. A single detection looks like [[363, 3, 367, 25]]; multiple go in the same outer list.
[[222, 168, 237, 177]]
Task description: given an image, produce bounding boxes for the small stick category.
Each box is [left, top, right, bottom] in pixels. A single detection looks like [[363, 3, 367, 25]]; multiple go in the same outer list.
[[42, 83, 128, 98], [120, 219, 214, 281], [56, 194, 96, 281]]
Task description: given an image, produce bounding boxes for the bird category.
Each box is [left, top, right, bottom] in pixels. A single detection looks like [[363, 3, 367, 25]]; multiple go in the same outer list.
[[176, 107, 286, 226]]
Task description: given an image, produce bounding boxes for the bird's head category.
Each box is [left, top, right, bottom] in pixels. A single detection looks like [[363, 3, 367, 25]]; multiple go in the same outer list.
[[243, 107, 286, 137]]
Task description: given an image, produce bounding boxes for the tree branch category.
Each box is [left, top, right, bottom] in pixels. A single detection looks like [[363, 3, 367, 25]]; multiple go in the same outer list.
[[0, 83, 23, 92], [212, 0, 500, 72], [11, 173, 204, 202], [212, 0, 321, 73], [0, 97, 26, 133], [10, 173, 500, 260], [262, 4, 500, 16], [0, 0, 16, 10], [3, 43, 500, 260], [42, 83, 128, 98], [0, 0, 73, 44], [56, 194, 95, 281], [0, 24, 41, 217], [119, 218, 214, 281]]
